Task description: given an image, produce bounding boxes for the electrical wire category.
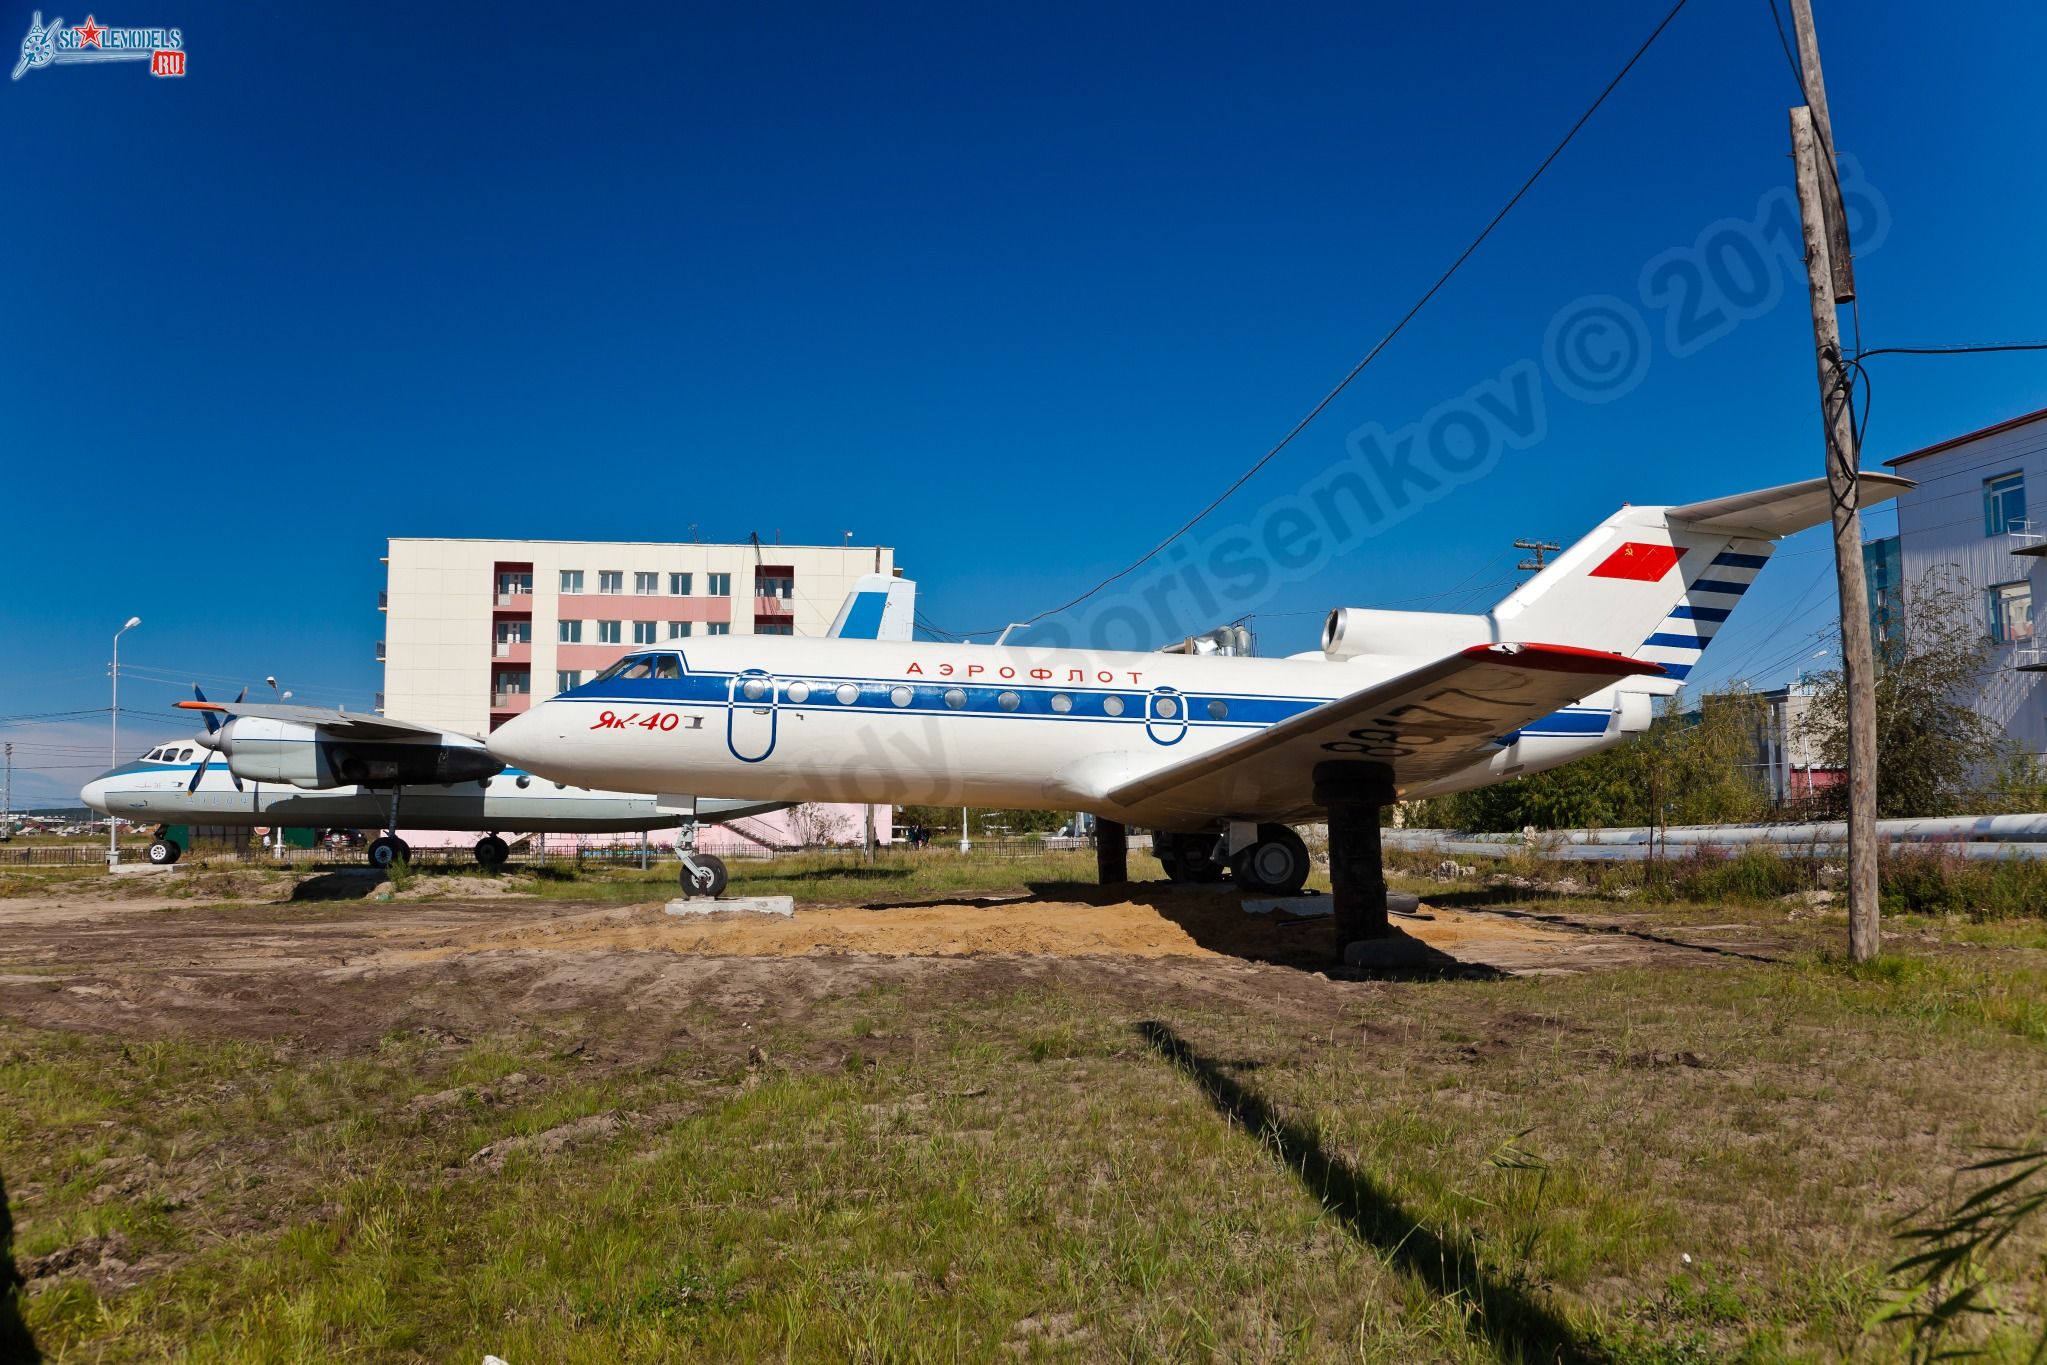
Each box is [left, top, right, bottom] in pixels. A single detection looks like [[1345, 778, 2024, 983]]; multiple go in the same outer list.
[[953, 0, 1694, 639]]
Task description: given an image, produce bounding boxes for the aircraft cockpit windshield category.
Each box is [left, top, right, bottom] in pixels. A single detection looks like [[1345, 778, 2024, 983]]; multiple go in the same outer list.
[[142, 746, 195, 764], [590, 651, 682, 683]]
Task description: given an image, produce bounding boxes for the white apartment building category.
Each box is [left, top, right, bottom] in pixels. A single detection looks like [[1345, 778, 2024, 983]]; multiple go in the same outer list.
[[1887, 404, 2047, 756], [379, 538, 895, 735]]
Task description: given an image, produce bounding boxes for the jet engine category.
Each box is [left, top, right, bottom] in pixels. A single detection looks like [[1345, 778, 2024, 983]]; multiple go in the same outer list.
[[1320, 607, 1493, 661]]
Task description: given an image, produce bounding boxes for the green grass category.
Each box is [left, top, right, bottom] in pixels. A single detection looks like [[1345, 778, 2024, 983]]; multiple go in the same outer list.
[[9, 936, 2047, 1360]]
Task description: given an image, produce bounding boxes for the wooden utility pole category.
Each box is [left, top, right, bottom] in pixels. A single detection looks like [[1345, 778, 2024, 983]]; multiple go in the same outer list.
[[1789, 101, 1880, 962], [1788, 0, 1856, 302]]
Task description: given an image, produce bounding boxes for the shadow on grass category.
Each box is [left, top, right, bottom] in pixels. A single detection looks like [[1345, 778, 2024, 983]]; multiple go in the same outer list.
[[0, 1166, 39, 1363], [744, 867, 916, 885], [288, 870, 387, 902], [1139, 1021, 1606, 1365]]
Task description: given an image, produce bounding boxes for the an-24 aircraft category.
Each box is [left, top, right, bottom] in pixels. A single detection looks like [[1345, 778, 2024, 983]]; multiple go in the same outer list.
[[487, 475, 1910, 940], [82, 574, 921, 891]]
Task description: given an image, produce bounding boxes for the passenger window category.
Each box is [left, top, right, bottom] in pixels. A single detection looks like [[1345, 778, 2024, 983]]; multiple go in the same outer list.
[[835, 683, 859, 705], [1155, 696, 1179, 720], [1051, 694, 1072, 713], [890, 685, 913, 707], [786, 681, 811, 703], [997, 691, 1021, 712], [1207, 700, 1228, 720], [1103, 696, 1126, 717], [943, 688, 966, 709], [741, 678, 768, 701]]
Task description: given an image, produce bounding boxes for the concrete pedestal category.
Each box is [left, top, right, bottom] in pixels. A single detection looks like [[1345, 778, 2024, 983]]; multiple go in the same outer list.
[[663, 895, 795, 918]]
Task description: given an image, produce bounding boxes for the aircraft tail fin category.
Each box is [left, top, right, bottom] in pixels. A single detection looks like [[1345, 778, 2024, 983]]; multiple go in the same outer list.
[[1489, 473, 1910, 694], [828, 574, 917, 641]]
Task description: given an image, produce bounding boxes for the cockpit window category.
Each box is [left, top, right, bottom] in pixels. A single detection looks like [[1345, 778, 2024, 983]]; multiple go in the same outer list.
[[178, 747, 193, 762], [590, 652, 681, 683]]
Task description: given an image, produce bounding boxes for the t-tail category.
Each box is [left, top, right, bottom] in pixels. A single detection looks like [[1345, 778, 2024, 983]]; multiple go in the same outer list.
[[827, 574, 917, 641], [1322, 473, 1913, 687], [1488, 472, 1912, 691]]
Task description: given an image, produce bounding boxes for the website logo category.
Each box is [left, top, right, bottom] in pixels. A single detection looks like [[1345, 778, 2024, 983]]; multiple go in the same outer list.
[[13, 12, 184, 80]]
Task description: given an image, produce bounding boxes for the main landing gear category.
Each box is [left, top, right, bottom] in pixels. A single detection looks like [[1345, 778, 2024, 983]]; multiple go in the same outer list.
[[367, 789, 411, 870], [1152, 824, 1312, 896], [674, 821, 728, 898], [473, 835, 510, 869]]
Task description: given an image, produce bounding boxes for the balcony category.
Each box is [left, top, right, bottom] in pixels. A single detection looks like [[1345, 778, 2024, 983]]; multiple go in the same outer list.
[[492, 641, 533, 663], [374, 640, 386, 662], [377, 590, 388, 612], [753, 596, 795, 622], [494, 590, 533, 610], [491, 691, 531, 713]]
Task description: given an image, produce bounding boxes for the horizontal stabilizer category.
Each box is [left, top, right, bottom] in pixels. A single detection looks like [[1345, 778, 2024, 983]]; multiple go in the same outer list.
[[1667, 472, 1912, 537]]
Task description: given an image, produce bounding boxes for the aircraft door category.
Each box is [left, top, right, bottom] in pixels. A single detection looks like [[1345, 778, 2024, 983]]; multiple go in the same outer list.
[[727, 671, 779, 763], [1144, 686, 1188, 746]]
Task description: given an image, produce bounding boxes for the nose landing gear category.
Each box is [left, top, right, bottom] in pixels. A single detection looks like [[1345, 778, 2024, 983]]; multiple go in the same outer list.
[[673, 820, 729, 897]]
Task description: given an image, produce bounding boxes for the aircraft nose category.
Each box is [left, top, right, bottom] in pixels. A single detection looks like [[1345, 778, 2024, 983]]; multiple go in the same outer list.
[[486, 706, 557, 773], [80, 770, 115, 814]]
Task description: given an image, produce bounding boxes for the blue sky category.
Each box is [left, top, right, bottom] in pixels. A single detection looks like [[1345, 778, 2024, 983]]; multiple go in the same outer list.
[[4, 0, 2045, 802]]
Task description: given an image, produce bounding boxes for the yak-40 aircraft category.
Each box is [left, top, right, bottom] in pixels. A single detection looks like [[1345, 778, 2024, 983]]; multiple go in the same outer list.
[[487, 475, 1910, 939], [82, 574, 920, 891]]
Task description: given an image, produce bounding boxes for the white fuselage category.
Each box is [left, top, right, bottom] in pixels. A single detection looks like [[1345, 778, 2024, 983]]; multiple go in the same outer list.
[[488, 636, 1641, 829]]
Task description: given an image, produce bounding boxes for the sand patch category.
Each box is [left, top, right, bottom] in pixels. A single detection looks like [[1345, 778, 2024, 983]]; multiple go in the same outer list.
[[378, 889, 1616, 971]]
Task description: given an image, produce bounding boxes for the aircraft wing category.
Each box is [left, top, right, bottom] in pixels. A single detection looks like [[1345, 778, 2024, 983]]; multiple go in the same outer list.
[[1106, 643, 1662, 820], [176, 700, 469, 741]]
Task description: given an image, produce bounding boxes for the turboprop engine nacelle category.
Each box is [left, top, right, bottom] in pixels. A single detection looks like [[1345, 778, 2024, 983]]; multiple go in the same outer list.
[[198, 716, 500, 790], [1321, 608, 1493, 662]]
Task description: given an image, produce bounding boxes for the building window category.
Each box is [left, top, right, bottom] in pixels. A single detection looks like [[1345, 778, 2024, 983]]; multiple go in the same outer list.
[[707, 622, 730, 635], [598, 620, 622, 644], [758, 573, 794, 600], [560, 570, 583, 594], [669, 572, 692, 596], [495, 620, 530, 644], [634, 571, 659, 595], [707, 573, 731, 597], [558, 620, 582, 643], [1989, 581, 2033, 644], [599, 570, 623, 595], [1986, 472, 2027, 536], [632, 621, 658, 644], [557, 670, 582, 692], [668, 621, 692, 639], [495, 571, 532, 597], [758, 623, 794, 636]]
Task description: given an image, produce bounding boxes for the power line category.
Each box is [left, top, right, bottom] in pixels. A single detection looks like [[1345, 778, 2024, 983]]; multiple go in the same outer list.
[[958, 0, 1693, 639]]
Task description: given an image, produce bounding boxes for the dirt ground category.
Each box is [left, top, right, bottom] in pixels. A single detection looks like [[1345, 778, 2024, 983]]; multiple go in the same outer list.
[[0, 878, 1787, 1048]]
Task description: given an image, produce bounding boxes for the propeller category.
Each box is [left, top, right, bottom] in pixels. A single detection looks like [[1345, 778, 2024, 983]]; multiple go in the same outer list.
[[188, 685, 248, 793]]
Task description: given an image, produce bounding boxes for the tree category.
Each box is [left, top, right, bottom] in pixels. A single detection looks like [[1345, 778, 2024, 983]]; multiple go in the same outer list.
[[1800, 569, 2010, 819], [1406, 686, 1769, 832]]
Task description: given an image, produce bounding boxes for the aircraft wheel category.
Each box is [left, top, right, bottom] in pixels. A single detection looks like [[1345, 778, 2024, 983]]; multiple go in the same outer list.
[[394, 838, 412, 862], [367, 836, 403, 869], [1159, 832, 1226, 884], [679, 853, 728, 898], [474, 835, 509, 868], [1233, 824, 1310, 896], [147, 838, 181, 866]]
